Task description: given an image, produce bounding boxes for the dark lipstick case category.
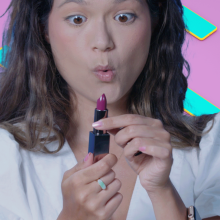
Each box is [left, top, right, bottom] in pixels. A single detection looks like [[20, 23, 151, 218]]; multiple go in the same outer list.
[[88, 108, 110, 163]]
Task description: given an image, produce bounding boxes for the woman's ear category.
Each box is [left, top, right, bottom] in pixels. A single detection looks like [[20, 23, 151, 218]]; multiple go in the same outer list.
[[40, 23, 50, 44], [45, 34, 50, 44]]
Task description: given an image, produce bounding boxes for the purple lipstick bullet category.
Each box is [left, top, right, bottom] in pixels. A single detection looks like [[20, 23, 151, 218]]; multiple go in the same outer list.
[[97, 94, 107, 111], [88, 94, 110, 162]]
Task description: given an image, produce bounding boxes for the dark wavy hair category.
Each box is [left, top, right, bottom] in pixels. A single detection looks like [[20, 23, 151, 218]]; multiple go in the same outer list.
[[0, 0, 216, 153]]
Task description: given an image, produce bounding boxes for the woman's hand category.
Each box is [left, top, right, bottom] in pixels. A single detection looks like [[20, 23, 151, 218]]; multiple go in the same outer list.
[[92, 114, 173, 194], [57, 153, 123, 220]]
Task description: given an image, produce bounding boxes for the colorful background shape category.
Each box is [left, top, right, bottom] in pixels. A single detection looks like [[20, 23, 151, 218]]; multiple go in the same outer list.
[[0, 0, 220, 116], [182, 0, 220, 115], [183, 5, 217, 41]]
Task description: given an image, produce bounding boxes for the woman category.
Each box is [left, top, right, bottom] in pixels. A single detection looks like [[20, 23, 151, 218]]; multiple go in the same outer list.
[[0, 0, 219, 219]]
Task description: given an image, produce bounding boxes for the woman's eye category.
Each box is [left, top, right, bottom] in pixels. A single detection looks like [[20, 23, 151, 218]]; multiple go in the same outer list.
[[66, 13, 137, 27], [66, 15, 87, 26], [115, 13, 137, 23]]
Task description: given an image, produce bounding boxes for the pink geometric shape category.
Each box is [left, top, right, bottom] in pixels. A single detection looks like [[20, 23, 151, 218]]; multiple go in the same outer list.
[[0, 0, 10, 46], [182, 0, 220, 109]]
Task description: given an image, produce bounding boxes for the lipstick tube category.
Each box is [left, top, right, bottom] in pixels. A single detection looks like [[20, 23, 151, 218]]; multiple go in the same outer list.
[[88, 94, 110, 163]]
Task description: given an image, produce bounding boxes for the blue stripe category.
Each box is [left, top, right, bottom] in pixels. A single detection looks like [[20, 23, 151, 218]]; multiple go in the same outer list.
[[184, 88, 220, 116], [0, 45, 9, 67]]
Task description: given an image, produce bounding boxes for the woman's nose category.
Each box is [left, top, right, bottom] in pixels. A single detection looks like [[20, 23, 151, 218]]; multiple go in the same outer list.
[[91, 21, 115, 52]]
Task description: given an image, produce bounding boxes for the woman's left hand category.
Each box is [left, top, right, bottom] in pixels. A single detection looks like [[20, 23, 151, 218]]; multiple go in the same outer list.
[[92, 114, 173, 194]]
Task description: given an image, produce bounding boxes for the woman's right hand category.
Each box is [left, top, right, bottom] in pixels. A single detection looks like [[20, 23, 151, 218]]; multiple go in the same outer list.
[[57, 153, 123, 220]]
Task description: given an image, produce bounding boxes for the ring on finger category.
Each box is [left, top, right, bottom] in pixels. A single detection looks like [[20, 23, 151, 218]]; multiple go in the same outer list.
[[97, 178, 107, 190]]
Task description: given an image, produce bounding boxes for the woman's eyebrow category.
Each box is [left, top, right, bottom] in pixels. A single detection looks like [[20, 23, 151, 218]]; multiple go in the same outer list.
[[59, 0, 88, 7], [59, 0, 143, 8]]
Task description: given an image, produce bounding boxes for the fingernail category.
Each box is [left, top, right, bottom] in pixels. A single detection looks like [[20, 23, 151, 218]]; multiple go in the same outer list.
[[139, 147, 146, 151], [84, 153, 90, 162], [92, 121, 103, 128]]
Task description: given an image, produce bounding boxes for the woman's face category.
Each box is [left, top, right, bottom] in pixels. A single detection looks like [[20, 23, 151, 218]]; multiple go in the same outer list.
[[48, 0, 152, 105]]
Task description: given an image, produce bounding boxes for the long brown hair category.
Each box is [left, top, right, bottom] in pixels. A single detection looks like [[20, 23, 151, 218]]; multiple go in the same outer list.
[[0, 0, 216, 153]]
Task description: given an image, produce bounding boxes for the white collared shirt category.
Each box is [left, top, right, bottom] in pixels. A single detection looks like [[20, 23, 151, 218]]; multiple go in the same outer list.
[[0, 113, 220, 220]]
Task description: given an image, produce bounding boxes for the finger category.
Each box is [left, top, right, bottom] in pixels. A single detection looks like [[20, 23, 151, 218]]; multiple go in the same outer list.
[[138, 145, 171, 160], [104, 193, 123, 217], [107, 128, 121, 136], [72, 170, 116, 207], [89, 170, 116, 194], [75, 154, 118, 185], [114, 125, 170, 148], [124, 138, 172, 161], [98, 178, 122, 205], [63, 152, 94, 181], [92, 114, 162, 131]]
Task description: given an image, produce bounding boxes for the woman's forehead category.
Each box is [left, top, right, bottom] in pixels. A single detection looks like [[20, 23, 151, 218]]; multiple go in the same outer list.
[[56, 0, 145, 8]]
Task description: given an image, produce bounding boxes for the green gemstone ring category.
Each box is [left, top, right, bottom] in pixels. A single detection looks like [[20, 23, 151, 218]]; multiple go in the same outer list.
[[97, 179, 106, 190]]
